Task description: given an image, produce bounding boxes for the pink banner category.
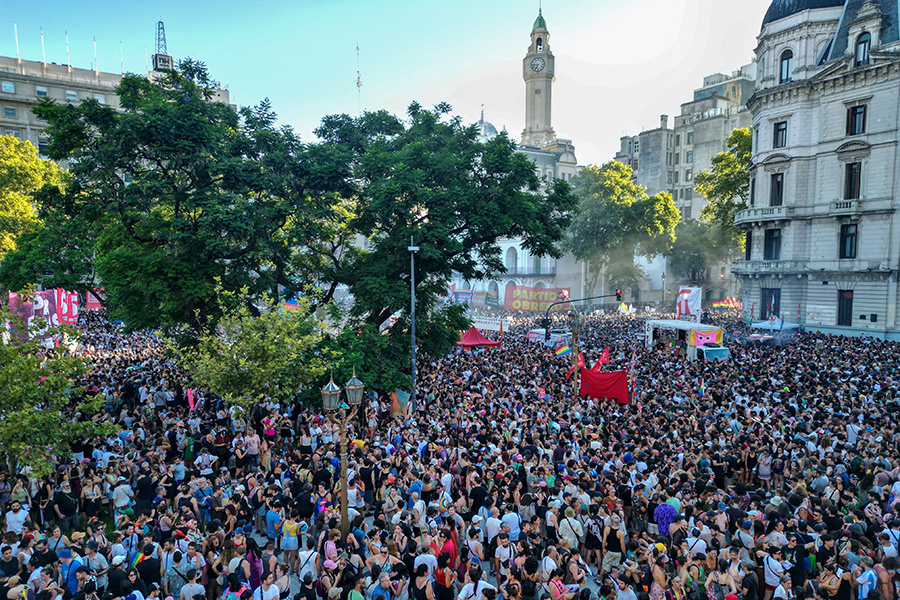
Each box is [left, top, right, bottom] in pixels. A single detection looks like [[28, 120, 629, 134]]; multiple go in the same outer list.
[[695, 331, 717, 346], [187, 389, 195, 411]]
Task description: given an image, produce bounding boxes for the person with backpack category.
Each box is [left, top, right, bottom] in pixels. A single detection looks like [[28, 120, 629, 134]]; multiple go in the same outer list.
[[581, 507, 603, 577]]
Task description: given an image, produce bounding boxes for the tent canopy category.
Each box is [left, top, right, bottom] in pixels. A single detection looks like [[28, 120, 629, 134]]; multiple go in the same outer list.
[[750, 318, 800, 331], [457, 326, 501, 348]]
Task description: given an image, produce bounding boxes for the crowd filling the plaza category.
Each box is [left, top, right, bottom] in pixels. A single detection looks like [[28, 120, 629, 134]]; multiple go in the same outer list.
[[4, 308, 900, 600]]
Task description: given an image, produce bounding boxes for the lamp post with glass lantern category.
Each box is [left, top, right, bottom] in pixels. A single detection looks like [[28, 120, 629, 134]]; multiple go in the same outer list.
[[321, 369, 365, 542], [568, 310, 583, 395]]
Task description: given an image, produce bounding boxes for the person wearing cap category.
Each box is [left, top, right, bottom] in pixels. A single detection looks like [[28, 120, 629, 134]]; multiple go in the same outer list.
[[58, 548, 83, 596], [113, 476, 135, 517], [177, 568, 204, 600], [82, 540, 110, 594], [137, 544, 162, 589]]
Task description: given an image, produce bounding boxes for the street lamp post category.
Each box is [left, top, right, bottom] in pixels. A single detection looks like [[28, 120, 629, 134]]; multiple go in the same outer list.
[[661, 271, 666, 307], [408, 236, 420, 414], [568, 310, 583, 396], [321, 370, 365, 542]]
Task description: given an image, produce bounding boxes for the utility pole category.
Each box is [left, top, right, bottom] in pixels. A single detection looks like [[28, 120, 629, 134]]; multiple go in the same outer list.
[[408, 236, 420, 414]]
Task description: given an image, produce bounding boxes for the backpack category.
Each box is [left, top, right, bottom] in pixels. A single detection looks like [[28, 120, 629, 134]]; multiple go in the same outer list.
[[521, 576, 537, 598], [640, 566, 654, 593], [315, 575, 326, 599]]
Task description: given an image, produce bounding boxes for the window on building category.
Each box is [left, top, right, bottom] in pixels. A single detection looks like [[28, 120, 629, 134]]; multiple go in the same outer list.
[[675, 134, 681, 146], [760, 287, 781, 316], [65, 90, 77, 102], [855, 33, 871, 67], [5, 129, 19, 138], [3, 106, 15, 119], [847, 105, 867, 135], [685, 188, 693, 200], [837, 290, 853, 326], [93, 94, 106, 104], [770, 172, 784, 206], [674, 153, 680, 165], [666, 153, 672, 166], [686, 131, 694, 145], [686, 150, 693, 163], [35, 86, 48, 97], [685, 169, 692, 181], [634, 141, 640, 153], [845, 162, 861, 199], [667, 172, 673, 185], [773, 121, 787, 148], [1, 81, 14, 94], [536, 38, 543, 53], [779, 49, 793, 83], [839, 224, 858, 259], [764, 229, 781, 260], [37, 137, 48, 155], [750, 177, 756, 207], [745, 230, 752, 260], [632, 159, 638, 171], [673, 171, 679, 184]]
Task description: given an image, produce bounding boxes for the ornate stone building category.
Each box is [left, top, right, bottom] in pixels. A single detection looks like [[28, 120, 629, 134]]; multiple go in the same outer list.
[[734, 0, 900, 338]]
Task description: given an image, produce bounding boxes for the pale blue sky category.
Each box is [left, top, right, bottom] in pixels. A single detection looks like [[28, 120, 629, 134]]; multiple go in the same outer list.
[[3, 0, 771, 165]]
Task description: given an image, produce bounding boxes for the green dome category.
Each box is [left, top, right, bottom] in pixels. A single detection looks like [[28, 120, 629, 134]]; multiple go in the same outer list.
[[533, 9, 547, 30]]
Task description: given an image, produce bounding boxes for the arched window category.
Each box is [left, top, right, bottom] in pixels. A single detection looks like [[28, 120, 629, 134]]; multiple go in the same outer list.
[[536, 38, 543, 53], [488, 281, 499, 294], [505, 248, 518, 273], [779, 49, 793, 84], [855, 33, 871, 67]]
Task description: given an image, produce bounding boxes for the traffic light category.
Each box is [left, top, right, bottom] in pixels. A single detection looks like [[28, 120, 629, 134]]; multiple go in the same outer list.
[[616, 289, 622, 301], [543, 317, 551, 342]]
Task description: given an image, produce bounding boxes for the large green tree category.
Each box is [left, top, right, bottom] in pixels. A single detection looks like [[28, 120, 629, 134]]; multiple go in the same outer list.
[[0, 135, 65, 260], [696, 127, 751, 245], [0, 306, 113, 475], [567, 161, 679, 294], [172, 285, 327, 407], [665, 219, 742, 286], [1, 61, 347, 331], [317, 101, 578, 357]]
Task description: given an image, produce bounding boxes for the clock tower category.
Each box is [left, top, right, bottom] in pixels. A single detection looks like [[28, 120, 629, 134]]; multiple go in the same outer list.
[[521, 9, 556, 147]]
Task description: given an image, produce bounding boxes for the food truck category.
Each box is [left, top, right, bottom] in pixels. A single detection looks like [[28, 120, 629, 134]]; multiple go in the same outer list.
[[644, 319, 729, 361]]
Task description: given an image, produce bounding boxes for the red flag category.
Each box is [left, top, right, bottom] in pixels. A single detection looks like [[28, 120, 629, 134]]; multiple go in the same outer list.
[[579, 368, 630, 403], [565, 352, 585, 379], [591, 347, 609, 371]]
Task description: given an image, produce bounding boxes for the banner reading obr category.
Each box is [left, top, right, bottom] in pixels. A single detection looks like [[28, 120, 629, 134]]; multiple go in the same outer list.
[[503, 285, 571, 312]]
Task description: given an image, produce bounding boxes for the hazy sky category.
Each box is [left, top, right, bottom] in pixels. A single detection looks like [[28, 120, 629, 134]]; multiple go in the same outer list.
[[3, 0, 771, 166]]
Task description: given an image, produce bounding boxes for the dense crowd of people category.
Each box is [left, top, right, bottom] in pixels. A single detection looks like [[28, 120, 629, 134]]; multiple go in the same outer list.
[[3, 308, 900, 600]]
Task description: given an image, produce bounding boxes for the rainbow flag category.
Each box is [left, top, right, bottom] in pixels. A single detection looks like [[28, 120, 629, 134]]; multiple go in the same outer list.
[[618, 302, 629, 315], [555, 345, 572, 357], [712, 301, 729, 310]]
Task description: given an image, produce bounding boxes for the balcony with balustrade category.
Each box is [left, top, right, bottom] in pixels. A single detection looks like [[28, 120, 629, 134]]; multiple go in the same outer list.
[[731, 259, 807, 275], [733, 205, 793, 227]]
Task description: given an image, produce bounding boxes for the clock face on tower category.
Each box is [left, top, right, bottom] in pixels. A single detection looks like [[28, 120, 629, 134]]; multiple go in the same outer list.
[[530, 57, 545, 72]]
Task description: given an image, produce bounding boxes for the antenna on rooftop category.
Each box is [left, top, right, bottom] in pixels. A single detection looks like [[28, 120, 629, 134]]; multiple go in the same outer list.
[[152, 20, 173, 72], [156, 20, 167, 56]]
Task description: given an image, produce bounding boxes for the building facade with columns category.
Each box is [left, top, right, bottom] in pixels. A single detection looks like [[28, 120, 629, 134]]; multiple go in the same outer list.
[[734, 0, 900, 338]]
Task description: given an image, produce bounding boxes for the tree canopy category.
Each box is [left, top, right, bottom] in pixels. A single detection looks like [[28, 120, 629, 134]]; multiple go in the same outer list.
[[696, 127, 751, 246], [171, 285, 327, 407], [1, 61, 346, 332], [0, 135, 65, 260], [665, 219, 742, 287], [566, 161, 679, 293], [318, 101, 578, 349], [0, 305, 113, 476]]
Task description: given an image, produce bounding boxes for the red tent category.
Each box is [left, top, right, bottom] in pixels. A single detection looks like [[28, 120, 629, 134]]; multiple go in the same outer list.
[[457, 327, 501, 348]]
